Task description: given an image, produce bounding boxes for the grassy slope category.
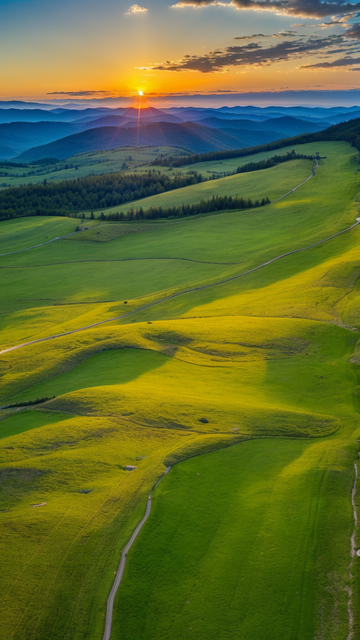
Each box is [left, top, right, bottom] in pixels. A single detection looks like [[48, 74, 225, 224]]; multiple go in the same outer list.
[[132, 140, 329, 178], [0, 147, 185, 189], [0, 142, 356, 352], [0, 140, 360, 640], [6, 321, 352, 436], [83, 157, 313, 217], [0, 216, 80, 253], [113, 438, 355, 640]]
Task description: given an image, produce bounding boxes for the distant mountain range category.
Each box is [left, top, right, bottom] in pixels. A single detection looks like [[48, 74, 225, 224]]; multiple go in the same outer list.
[[1, 102, 360, 161], [17, 123, 250, 161]]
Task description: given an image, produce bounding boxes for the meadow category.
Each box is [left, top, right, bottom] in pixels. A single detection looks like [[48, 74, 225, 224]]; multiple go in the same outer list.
[[0, 147, 185, 189], [83, 157, 313, 218], [113, 437, 357, 640], [0, 139, 360, 640]]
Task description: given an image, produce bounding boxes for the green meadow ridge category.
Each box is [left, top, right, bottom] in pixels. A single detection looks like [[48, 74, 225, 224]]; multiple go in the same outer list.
[[0, 140, 359, 640], [0, 151, 313, 221], [0, 151, 310, 222]]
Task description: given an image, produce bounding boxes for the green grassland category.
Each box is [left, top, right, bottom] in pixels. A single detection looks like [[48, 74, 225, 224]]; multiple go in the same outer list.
[[83, 157, 313, 218], [0, 147, 185, 189], [113, 438, 356, 640], [0, 216, 82, 254], [0, 141, 356, 353], [131, 140, 326, 178], [0, 140, 360, 639]]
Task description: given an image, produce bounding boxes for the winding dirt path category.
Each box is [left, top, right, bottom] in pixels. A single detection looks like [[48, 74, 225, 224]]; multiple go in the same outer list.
[[347, 461, 358, 640], [0, 217, 359, 357], [271, 164, 317, 204], [0, 231, 79, 258], [102, 467, 171, 640]]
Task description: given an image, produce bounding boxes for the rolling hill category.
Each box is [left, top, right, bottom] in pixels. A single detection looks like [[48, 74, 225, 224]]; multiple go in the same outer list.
[[0, 121, 86, 158], [16, 122, 251, 161], [0, 139, 360, 640]]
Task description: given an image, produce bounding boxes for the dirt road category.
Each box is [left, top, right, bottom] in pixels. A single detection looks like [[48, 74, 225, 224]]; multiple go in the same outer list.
[[102, 467, 171, 640]]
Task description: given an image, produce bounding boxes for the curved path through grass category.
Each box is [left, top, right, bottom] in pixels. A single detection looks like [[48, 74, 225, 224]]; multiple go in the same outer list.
[[0, 217, 359, 356], [0, 230, 79, 257], [102, 467, 171, 640]]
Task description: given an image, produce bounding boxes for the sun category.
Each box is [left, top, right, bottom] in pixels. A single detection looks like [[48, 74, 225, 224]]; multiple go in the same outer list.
[[138, 90, 143, 96]]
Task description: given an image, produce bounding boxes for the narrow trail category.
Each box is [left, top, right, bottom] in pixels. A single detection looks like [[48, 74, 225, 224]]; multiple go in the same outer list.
[[271, 165, 317, 204], [1, 217, 359, 357], [102, 467, 171, 640], [347, 460, 358, 640], [0, 231, 79, 258], [0, 256, 237, 268]]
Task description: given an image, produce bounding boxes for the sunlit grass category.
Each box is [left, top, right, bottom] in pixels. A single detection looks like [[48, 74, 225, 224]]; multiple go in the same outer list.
[[0, 140, 360, 639]]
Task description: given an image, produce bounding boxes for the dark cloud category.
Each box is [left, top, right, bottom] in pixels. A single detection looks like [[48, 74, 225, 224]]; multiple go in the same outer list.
[[345, 23, 360, 38], [233, 33, 269, 38], [231, 0, 360, 18], [152, 34, 356, 72], [233, 30, 298, 38], [292, 18, 349, 25], [48, 90, 111, 96], [172, 0, 360, 18], [301, 55, 360, 66]]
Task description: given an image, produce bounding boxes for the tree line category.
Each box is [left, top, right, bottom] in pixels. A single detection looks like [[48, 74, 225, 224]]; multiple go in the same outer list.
[[151, 137, 319, 167], [100, 194, 271, 222], [234, 150, 314, 175], [0, 170, 204, 221]]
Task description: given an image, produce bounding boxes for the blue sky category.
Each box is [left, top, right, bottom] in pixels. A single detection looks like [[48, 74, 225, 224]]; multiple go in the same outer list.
[[1, 0, 360, 102]]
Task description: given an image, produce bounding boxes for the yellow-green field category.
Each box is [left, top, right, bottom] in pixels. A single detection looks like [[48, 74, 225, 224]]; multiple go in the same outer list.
[[0, 140, 360, 640]]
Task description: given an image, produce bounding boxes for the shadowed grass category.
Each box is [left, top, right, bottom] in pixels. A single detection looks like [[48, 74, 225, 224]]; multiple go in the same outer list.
[[0, 140, 360, 640]]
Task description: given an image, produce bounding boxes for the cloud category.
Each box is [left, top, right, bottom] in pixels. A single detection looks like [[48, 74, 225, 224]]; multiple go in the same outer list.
[[233, 33, 270, 38], [47, 90, 111, 96], [345, 23, 360, 38], [152, 33, 358, 72], [171, 0, 360, 18], [233, 31, 298, 38], [125, 4, 148, 14], [301, 55, 360, 67], [172, 0, 225, 5]]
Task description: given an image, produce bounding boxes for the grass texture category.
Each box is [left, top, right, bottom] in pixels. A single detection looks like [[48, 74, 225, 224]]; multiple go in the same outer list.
[[0, 140, 360, 640]]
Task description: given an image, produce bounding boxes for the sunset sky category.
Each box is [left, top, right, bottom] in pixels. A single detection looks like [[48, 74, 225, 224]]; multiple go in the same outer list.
[[2, 0, 360, 102]]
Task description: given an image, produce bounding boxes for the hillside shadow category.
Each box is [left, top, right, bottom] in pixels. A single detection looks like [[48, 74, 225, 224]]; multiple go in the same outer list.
[[11, 348, 169, 404]]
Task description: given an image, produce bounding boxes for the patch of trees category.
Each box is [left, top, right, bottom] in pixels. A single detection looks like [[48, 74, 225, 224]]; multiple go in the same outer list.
[[151, 136, 320, 167], [0, 161, 28, 168], [28, 158, 59, 166], [234, 151, 314, 175], [102, 194, 271, 222], [0, 170, 204, 221], [314, 117, 360, 151]]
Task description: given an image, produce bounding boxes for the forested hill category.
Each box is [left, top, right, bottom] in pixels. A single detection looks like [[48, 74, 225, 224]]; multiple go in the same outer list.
[[152, 117, 360, 167], [0, 170, 204, 219]]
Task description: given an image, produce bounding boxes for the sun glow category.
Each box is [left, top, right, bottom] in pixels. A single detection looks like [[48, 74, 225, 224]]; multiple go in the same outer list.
[[139, 90, 143, 96]]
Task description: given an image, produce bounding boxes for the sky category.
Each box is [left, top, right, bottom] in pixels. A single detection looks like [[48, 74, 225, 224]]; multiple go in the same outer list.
[[2, 0, 360, 104]]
